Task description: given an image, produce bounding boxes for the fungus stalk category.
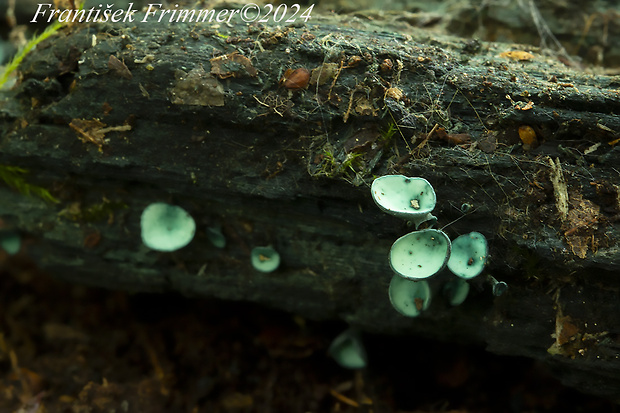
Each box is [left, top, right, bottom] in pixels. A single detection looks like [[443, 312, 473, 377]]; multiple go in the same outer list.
[[487, 275, 508, 296]]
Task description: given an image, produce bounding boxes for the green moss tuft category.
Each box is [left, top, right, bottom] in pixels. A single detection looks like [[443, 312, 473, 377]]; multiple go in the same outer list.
[[0, 164, 59, 203], [0, 20, 62, 89]]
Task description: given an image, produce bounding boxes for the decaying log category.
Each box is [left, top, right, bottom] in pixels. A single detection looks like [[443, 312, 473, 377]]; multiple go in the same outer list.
[[1, 13, 620, 401]]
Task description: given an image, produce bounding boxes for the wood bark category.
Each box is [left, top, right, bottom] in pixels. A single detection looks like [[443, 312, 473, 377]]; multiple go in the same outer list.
[[1, 15, 620, 401]]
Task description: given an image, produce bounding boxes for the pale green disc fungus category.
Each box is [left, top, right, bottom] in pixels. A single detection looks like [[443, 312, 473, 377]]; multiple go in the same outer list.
[[251, 246, 280, 273], [140, 202, 196, 252], [388, 274, 431, 317], [328, 328, 367, 369], [443, 278, 470, 306], [0, 231, 21, 255], [206, 226, 226, 248], [389, 229, 451, 280], [371, 175, 437, 228], [447, 232, 488, 280]]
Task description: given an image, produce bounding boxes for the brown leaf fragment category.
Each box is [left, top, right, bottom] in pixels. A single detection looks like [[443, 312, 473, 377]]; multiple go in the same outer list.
[[563, 192, 600, 258], [281, 68, 310, 90], [354, 96, 377, 116], [566, 234, 588, 259], [58, 46, 81, 75], [429, 127, 471, 145], [343, 128, 379, 153], [108, 55, 132, 80], [70, 119, 107, 149], [309, 63, 339, 86], [477, 134, 497, 153], [556, 315, 580, 346], [170, 65, 225, 106], [70, 119, 132, 151], [210, 52, 257, 79]]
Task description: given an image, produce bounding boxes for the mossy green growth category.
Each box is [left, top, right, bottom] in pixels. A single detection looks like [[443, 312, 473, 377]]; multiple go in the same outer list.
[[315, 146, 363, 176], [378, 121, 397, 146], [0, 20, 62, 89], [311, 144, 367, 184], [0, 164, 59, 203]]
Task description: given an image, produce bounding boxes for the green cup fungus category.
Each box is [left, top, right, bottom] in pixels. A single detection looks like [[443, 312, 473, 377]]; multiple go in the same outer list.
[[388, 274, 431, 317], [251, 246, 280, 273], [389, 229, 451, 280], [140, 202, 196, 252], [371, 175, 497, 317], [371, 175, 437, 229], [328, 328, 367, 369], [443, 278, 470, 306], [0, 230, 21, 255], [447, 232, 488, 280]]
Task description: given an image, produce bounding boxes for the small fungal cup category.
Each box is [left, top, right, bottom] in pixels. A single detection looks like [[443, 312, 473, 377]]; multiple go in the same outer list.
[[388, 274, 431, 317], [371, 175, 437, 228], [443, 278, 470, 306], [140, 202, 196, 252], [0, 231, 21, 255], [389, 229, 451, 280], [447, 232, 488, 280], [328, 328, 367, 369], [251, 246, 280, 273]]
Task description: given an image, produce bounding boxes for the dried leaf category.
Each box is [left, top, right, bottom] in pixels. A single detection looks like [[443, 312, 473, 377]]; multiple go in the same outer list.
[[70, 119, 132, 151], [170, 65, 225, 106], [70, 119, 107, 148], [210, 52, 257, 79], [108, 55, 132, 79]]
